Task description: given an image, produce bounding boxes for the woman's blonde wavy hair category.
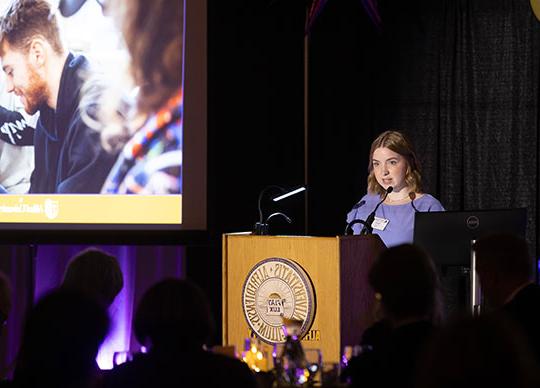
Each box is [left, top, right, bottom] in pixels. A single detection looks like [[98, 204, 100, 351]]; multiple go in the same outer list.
[[367, 130, 423, 196]]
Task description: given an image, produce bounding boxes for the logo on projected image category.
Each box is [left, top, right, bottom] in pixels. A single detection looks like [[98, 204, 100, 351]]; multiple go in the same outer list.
[[0, 197, 59, 220], [242, 258, 316, 344], [44, 199, 60, 220]]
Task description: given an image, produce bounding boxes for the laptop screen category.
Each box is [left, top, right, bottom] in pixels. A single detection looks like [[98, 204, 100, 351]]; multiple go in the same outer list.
[[413, 208, 527, 266]]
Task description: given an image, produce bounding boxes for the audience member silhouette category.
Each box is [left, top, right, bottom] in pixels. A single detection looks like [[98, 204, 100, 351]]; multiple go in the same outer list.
[[0, 270, 11, 338], [342, 244, 442, 388], [0, 271, 12, 384], [12, 289, 109, 388], [61, 248, 123, 308], [473, 233, 540, 361], [415, 314, 540, 388], [102, 278, 258, 388]]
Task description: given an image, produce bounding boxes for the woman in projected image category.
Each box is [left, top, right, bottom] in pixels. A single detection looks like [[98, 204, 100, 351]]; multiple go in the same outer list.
[[346, 130, 445, 247], [99, 0, 184, 194], [96, 0, 183, 194]]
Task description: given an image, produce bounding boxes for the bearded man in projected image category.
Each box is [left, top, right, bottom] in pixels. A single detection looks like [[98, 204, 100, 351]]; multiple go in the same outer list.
[[0, 0, 116, 193]]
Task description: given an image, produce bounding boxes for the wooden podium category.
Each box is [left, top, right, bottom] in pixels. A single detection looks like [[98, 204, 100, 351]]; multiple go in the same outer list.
[[222, 233, 386, 364]]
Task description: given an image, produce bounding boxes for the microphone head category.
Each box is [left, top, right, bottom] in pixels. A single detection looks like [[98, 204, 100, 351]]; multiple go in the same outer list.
[[409, 192, 416, 200], [386, 186, 394, 194], [352, 200, 366, 210]]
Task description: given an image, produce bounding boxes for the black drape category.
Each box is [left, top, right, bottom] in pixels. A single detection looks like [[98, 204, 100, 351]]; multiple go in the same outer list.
[[308, 0, 540, 259], [207, 0, 306, 236]]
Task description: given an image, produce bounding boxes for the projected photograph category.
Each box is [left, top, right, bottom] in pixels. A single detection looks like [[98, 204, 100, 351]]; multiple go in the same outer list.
[[0, 0, 184, 226]]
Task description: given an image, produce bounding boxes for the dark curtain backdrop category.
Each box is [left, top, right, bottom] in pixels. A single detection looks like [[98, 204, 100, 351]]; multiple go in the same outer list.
[[207, 0, 306, 236], [308, 0, 540, 259]]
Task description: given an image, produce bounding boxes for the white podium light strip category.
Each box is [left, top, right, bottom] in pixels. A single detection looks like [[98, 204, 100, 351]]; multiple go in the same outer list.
[[272, 187, 306, 202]]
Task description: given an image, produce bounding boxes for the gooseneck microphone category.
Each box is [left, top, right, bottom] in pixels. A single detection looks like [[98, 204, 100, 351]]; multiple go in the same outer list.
[[409, 192, 420, 212], [344, 200, 367, 235], [345, 219, 371, 235], [352, 200, 366, 210], [253, 185, 305, 235], [267, 212, 292, 224], [360, 186, 393, 235]]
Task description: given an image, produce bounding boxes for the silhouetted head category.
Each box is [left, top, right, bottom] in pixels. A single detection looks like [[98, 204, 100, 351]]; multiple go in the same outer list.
[[62, 247, 124, 307], [0, 270, 11, 330], [369, 243, 442, 325], [134, 278, 215, 352], [473, 233, 533, 309], [15, 288, 109, 387], [416, 314, 540, 388]]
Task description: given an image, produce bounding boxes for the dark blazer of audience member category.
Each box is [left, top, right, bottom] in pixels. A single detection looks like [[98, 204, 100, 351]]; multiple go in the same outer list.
[[0, 270, 11, 339], [473, 233, 540, 360], [102, 278, 258, 388], [343, 244, 442, 388], [0, 272, 12, 385], [13, 289, 109, 388], [61, 247, 124, 308], [415, 314, 540, 388], [0, 0, 117, 193]]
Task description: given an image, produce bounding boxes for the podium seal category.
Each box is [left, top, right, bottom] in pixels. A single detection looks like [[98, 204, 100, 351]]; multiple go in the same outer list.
[[242, 257, 316, 344]]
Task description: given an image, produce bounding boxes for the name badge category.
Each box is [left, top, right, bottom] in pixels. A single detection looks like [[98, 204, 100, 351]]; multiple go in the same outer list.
[[371, 216, 389, 231]]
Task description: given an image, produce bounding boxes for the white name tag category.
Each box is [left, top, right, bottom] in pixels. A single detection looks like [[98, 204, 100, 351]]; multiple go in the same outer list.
[[371, 216, 389, 231]]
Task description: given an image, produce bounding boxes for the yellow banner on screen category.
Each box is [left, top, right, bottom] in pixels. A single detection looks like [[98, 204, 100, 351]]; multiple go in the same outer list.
[[0, 195, 182, 224]]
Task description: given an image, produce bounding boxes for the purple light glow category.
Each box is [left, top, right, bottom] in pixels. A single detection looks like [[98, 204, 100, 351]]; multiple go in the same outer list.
[[97, 258, 131, 370], [34, 245, 185, 370]]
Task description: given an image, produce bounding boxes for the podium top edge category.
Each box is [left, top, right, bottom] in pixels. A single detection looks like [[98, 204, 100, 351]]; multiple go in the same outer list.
[[222, 233, 336, 238], [222, 233, 353, 240]]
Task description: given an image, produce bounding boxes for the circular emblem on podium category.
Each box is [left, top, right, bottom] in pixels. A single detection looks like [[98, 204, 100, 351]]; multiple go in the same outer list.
[[242, 258, 316, 344]]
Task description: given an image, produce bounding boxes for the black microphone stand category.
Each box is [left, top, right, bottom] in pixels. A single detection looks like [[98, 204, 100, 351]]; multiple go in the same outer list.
[[253, 185, 285, 235], [253, 186, 304, 235], [360, 186, 393, 235], [344, 219, 371, 235], [254, 212, 293, 235]]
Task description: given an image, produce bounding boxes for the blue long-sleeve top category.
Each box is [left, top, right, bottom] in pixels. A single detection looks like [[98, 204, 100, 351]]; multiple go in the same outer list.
[[346, 193, 445, 247]]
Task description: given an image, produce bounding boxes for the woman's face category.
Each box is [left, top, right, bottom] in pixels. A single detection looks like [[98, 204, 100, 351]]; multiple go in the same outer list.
[[372, 147, 409, 192]]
